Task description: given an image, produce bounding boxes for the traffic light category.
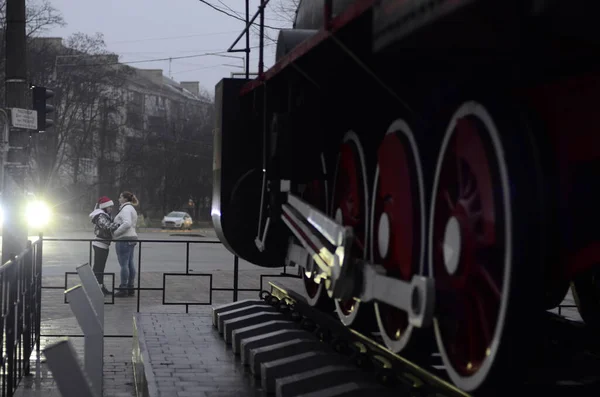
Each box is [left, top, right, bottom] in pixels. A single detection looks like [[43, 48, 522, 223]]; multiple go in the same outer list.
[[31, 86, 55, 133]]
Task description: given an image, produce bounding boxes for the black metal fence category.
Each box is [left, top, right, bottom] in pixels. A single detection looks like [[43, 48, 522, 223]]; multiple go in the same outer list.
[[40, 237, 301, 338], [38, 237, 583, 335], [8, 234, 580, 396], [0, 237, 43, 397]]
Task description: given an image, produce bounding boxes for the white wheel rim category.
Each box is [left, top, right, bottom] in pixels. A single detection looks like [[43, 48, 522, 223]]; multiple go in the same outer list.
[[334, 208, 343, 224], [371, 119, 426, 353], [427, 101, 512, 391], [331, 130, 369, 326], [443, 216, 462, 276], [377, 212, 390, 259], [303, 268, 325, 306]]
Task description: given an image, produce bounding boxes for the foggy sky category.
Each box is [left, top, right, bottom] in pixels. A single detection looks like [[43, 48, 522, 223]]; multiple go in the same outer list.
[[44, 0, 293, 95]]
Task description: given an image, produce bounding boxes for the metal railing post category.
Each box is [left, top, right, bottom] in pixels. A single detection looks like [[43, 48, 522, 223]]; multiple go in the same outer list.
[[88, 241, 92, 274], [6, 254, 17, 394], [35, 235, 43, 367], [233, 255, 239, 302], [137, 241, 142, 312], [44, 339, 96, 397], [23, 241, 33, 376], [65, 285, 103, 397]]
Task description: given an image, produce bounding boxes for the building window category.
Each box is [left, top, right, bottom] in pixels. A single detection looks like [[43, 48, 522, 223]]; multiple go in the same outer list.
[[132, 91, 144, 111], [148, 116, 165, 134], [80, 158, 96, 177], [127, 111, 143, 130], [125, 137, 145, 164]]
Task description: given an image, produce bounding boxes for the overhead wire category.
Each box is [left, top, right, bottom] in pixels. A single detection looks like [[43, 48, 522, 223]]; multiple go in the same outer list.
[[107, 30, 240, 45], [113, 49, 232, 69], [53, 0, 282, 92], [197, 0, 284, 30], [214, 0, 278, 44], [171, 64, 234, 74], [57, 43, 275, 68], [214, 0, 281, 23], [99, 1, 284, 73]]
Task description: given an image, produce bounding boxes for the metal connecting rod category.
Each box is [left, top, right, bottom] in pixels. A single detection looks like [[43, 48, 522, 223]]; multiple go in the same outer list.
[[281, 193, 435, 328], [361, 264, 435, 328], [281, 193, 355, 300]]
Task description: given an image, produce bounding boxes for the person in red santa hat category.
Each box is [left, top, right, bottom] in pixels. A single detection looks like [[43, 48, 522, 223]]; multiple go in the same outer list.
[[89, 196, 120, 296]]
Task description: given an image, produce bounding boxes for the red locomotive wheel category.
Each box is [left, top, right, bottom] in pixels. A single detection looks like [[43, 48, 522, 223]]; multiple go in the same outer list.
[[301, 154, 332, 308], [332, 131, 369, 326], [371, 119, 425, 353], [429, 101, 515, 391]]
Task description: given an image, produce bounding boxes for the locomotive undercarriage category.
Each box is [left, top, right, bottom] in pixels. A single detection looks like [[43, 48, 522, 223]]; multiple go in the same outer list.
[[282, 190, 435, 329], [247, 69, 556, 394], [213, 1, 600, 394]]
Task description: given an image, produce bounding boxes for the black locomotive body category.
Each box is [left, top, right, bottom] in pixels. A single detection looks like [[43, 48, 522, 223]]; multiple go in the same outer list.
[[212, 0, 600, 393]]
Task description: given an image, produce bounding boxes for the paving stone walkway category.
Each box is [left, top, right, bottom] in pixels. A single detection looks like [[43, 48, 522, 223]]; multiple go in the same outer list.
[[12, 250, 583, 397], [14, 266, 303, 397], [14, 337, 137, 397], [135, 312, 259, 397]]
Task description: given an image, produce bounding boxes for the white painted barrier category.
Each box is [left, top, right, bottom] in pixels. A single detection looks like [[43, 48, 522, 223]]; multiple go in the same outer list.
[[65, 284, 103, 396], [77, 262, 105, 325], [43, 339, 97, 397], [47, 263, 105, 396]]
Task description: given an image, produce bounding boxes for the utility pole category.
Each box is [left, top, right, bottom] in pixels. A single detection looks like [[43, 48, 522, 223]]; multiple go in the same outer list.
[[245, 0, 250, 79], [98, 98, 108, 199], [2, 0, 29, 264]]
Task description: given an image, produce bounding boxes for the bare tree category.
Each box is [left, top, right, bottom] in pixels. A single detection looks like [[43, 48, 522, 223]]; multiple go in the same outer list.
[[269, 0, 299, 26], [0, 0, 65, 35], [27, 33, 132, 207], [116, 91, 214, 218], [161, 106, 212, 215], [164, 101, 214, 217]]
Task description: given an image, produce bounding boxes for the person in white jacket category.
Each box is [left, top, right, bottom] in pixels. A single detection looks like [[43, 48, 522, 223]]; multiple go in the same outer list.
[[112, 191, 139, 298]]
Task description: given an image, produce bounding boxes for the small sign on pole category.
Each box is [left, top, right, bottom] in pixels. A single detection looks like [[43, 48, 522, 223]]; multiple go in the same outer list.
[[10, 108, 38, 130]]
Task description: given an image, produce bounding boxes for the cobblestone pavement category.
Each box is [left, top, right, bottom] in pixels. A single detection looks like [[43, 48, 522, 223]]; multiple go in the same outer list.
[[14, 337, 139, 397], [13, 245, 583, 397], [15, 265, 304, 397], [135, 312, 261, 397]]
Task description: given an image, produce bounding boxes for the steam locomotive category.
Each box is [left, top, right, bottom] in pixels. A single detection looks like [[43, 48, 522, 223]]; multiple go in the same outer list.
[[212, 0, 600, 393]]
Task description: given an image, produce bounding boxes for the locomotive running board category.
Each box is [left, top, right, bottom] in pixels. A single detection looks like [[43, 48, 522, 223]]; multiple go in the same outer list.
[[281, 193, 435, 328]]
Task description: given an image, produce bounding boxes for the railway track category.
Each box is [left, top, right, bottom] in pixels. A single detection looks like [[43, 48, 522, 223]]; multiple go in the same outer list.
[[211, 283, 600, 397]]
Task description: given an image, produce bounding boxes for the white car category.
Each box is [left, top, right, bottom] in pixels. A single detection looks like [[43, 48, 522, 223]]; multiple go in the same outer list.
[[161, 211, 193, 230]]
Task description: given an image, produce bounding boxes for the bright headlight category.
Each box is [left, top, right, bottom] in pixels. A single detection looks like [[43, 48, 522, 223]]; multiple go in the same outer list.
[[26, 201, 51, 228]]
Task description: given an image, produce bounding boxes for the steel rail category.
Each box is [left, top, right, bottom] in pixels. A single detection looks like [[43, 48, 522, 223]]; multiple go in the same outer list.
[[267, 282, 471, 397]]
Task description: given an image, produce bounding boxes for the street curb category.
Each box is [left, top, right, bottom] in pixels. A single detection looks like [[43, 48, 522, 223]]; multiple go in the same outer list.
[[132, 314, 158, 397], [46, 228, 215, 234], [170, 233, 206, 237]]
